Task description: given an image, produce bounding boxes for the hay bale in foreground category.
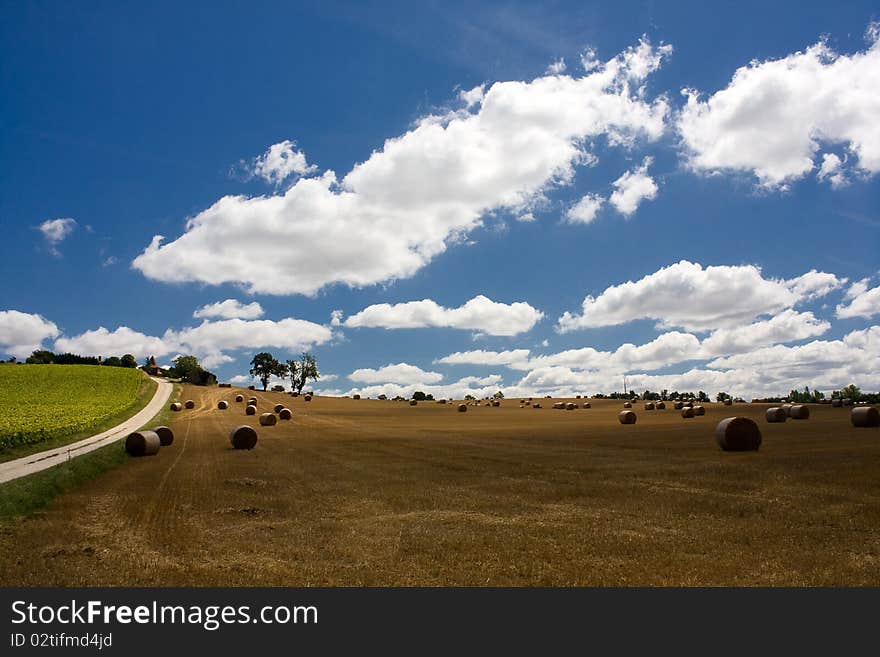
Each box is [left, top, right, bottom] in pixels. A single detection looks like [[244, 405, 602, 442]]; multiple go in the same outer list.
[[765, 407, 786, 423], [656, 401, 665, 410], [248, 397, 258, 405], [644, 402, 655, 410], [170, 402, 182, 412], [532, 403, 542, 409], [217, 400, 228, 410], [553, 401, 565, 409], [279, 408, 292, 420], [619, 410, 637, 424], [259, 412, 277, 426], [410, 400, 417, 406], [674, 402, 684, 410], [693, 405, 705, 416], [781, 403, 793, 417], [623, 401, 632, 408], [304, 395, 313, 402], [681, 407, 695, 418], [229, 425, 258, 450], [582, 402, 591, 409], [274, 403, 284, 414], [235, 394, 244, 402], [184, 400, 195, 409], [458, 404, 467, 412], [851, 406, 880, 427], [153, 426, 174, 446], [353, 394, 361, 400], [789, 404, 810, 420], [125, 430, 160, 456], [715, 417, 762, 451], [245, 405, 257, 416], [492, 400, 501, 407], [565, 402, 576, 410]]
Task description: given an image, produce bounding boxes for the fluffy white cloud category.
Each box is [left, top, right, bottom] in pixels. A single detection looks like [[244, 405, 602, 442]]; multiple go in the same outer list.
[[609, 157, 658, 215], [565, 193, 604, 224], [434, 349, 532, 367], [836, 278, 880, 319], [54, 326, 172, 360], [558, 260, 843, 333], [817, 153, 847, 187], [785, 269, 847, 301], [700, 310, 830, 356], [342, 295, 544, 336], [193, 299, 265, 320], [0, 310, 61, 357], [546, 58, 567, 75], [249, 140, 317, 185], [133, 38, 671, 296], [37, 218, 76, 255], [678, 28, 880, 187], [348, 363, 443, 385]]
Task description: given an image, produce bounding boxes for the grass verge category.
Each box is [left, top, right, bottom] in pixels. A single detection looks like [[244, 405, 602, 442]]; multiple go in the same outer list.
[[0, 373, 158, 464], [0, 383, 180, 522]]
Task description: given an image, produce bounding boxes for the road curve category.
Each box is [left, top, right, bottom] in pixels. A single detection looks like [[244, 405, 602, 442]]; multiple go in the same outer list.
[[0, 377, 173, 485]]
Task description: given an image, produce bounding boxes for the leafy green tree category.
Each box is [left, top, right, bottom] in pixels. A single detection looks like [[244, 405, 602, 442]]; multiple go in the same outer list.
[[26, 350, 55, 364], [249, 352, 288, 391], [838, 384, 862, 402], [493, 391, 504, 399], [120, 354, 137, 368], [292, 352, 319, 393], [171, 355, 202, 382], [412, 391, 427, 401], [103, 356, 122, 367]]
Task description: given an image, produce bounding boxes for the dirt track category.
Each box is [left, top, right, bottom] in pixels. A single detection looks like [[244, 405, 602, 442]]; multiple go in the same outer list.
[[1, 388, 878, 586]]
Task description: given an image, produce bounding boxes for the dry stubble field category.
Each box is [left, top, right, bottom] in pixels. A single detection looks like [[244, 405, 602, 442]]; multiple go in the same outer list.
[[0, 387, 878, 586]]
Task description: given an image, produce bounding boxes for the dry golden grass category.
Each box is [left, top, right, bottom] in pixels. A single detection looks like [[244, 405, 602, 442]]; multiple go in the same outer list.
[[1, 387, 878, 586]]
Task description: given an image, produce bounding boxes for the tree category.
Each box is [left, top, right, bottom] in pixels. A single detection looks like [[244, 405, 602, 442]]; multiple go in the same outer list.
[[171, 355, 202, 382], [412, 391, 427, 401], [838, 384, 861, 402], [493, 391, 504, 399], [292, 352, 319, 393], [249, 352, 288, 391], [120, 354, 137, 368], [286, 359, 299, 392], [464, 394, 476, 401], [716, 391, 731, 402], [103, 356, 122, 367], [26, 350, 55, 364]]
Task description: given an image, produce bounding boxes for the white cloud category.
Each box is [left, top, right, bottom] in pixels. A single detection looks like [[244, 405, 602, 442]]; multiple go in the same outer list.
[[54, 326, 172, 360], [348, 363, 443, 385], [700, 310, 830, 356], [565, 193, 604, 224], [132, 38, 671, 296], [435, 349, 532, 367], [836, 279, 880, 319], [547, 57, 567, 75], [329, 309, 343, 326], [785, 269, 847, 301], [458, 84, 486, 109], [558, 260, 843, 333], [0, 310, 61, 358], [678, 29, 880, 188], [249, 140, 317, 185], [37, 218, 77, 256], [609, 157, 658, 215], [193, 299, 265, 320], [101, 256, 118, 267], [342, 295, 544, 336], [816, 153, 847, 188]]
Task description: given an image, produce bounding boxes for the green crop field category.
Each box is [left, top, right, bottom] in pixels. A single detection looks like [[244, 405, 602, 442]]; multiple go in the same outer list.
[[0, 365, 155, 456]]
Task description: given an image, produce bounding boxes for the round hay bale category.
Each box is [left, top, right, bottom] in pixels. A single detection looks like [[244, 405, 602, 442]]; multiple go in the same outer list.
[[781, 403, 793, 417], [353, 394, 361, 400], [259, 412, 277, 426], [715, 417, 762, 452], [723, 398, 733, 406], [217, 400, 228, 410], [683, 401, 693, 408], [437, 399, 447, 404], [553, 401, 565, 409], [229, 425, 258, 449], [532, 403, 542, 409], [248, 397, 258, 405], [623, 401, 632, 408], [457, 404, 467, 412], [693, 405, 705, 416], [279, 408, 292, 420], [565, 402, 576, 410], [125, 430, 160, 456], [409, 400, 417, 406], [674, 401, 684, 410], [644, 402, 655, 410], [491, 400, 501, 407], [153, 426, 174, 446], [681, 407, 695, 418], [655, 401, 665, 410], [851, 406, 879, 427], [831, 399, 842, 407], [582, 402, 591, 409], [245, 404, 257, 416], [765, 407, 786, 423], [304, 394, 312, 402], [619, 410, 637, 424], [184, 399, 195, 409], [247, 385, 256, 390], [170, 402, 182, 412], [235, 394, 244, 402], [274, 403, 284, 414], [789, 404, 809, 420], [292, 391, 300, 397]]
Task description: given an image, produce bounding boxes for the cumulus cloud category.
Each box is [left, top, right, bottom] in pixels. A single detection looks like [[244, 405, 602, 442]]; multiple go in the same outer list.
[[37, 218, 77, 256], [700, 310, 830, 356], [133, 38, 671, 296], [248, 140, 317, 185], [816, 153, 847, 188], [565, 193, 604, 224], [678, 28, 880, 188], [546, 57, 567, 75], [609, 157, 658, 215], [836, 278, 880, 319], [54, 326, 171, 360], [435, 349, 532, 367], [193, 299, 265, 320], [341, 295, 544, 336], [348, 363, 443, 385], [0, 310, 60, 358], [557, 260, 844, 333]]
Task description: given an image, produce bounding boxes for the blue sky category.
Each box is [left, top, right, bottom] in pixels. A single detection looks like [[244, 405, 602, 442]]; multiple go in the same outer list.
[[2, 0, 879, 399]]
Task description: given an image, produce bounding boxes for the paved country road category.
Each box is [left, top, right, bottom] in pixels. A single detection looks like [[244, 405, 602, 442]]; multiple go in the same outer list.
[[0, 377, 173, 484]]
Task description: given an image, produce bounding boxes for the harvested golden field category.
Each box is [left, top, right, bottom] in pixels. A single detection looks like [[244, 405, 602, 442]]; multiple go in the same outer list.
[[0, 387, 878, 586]]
